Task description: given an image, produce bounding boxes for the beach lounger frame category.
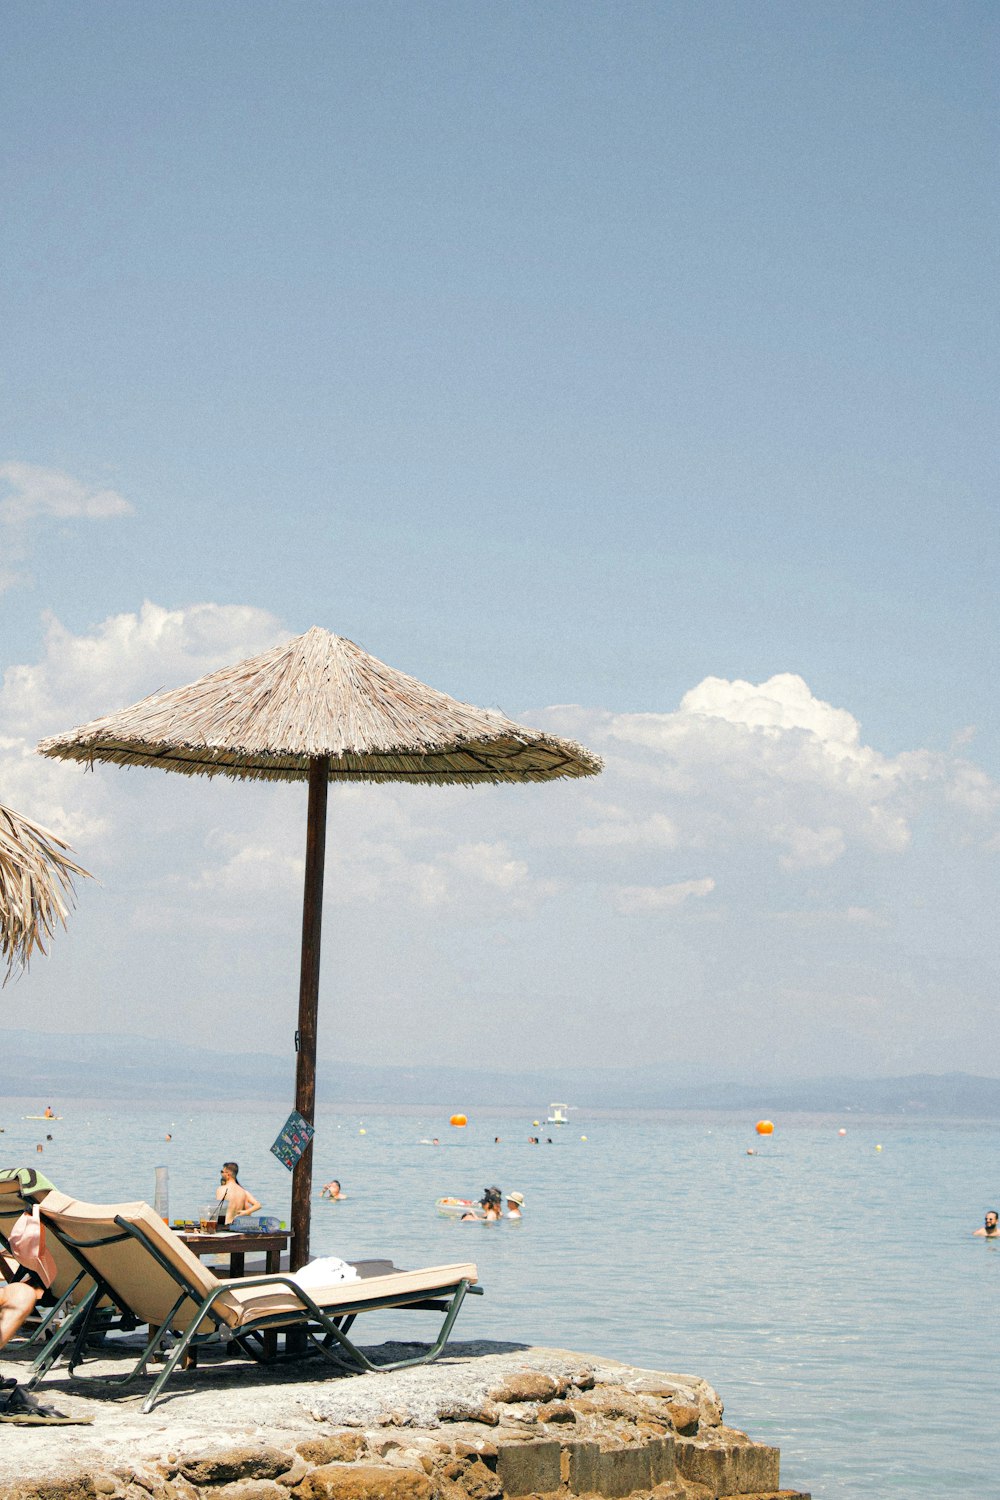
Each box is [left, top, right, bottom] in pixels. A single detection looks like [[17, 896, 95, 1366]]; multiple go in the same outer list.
[[29, 1194, 481, 1412], [0, 1174, 111, 1349]]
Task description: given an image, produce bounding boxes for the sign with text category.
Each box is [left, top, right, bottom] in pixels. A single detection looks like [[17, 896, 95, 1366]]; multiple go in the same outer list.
[[269, 1109, 315, 1172]]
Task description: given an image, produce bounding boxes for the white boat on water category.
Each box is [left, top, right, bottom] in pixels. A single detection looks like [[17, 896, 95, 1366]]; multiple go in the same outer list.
[[546, 1103, 569, 1125]]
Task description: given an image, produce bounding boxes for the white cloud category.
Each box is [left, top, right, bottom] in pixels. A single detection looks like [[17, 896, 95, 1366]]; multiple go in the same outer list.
[[2, 600, 290, 737], [446, 841, 530, 891], [0, 463, 134, 593], [0, 602, 291, 864], [773, 823, 846, 871], [612, 877, 716, 915], [943, 762, 1000, 819], [0, 736, 108, 847], [767, 906, 890, 928], [194, 840, 305, 897], [4, 616, 999, 985], [0, 462, 133, 524], [576, 808, 678, 848], [680, 673, 862, 749], [548, 673, 994, 870]]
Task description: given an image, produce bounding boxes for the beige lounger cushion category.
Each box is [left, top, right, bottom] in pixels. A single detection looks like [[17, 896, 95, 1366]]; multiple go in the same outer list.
[[0, 1179, 100, 1308], [39, 1192, 478, 1336], [219, 1264, 479, 1328], [40, 1192, 222, 1330]]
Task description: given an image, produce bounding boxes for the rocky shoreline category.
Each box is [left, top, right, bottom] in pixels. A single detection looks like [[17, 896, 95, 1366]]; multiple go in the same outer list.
[[0, 1341, 810, 1500]]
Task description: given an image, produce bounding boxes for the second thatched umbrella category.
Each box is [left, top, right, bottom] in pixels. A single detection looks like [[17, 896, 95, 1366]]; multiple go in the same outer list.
[[0, 801, 88, 983], [38, 626, 601, 1264]]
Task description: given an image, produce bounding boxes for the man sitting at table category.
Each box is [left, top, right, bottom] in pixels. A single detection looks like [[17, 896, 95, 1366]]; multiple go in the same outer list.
[[215, 1162, 262, 1225]]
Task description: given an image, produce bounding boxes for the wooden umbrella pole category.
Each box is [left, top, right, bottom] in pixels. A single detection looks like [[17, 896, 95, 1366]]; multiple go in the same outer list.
[[291, 755, 330, 1271]]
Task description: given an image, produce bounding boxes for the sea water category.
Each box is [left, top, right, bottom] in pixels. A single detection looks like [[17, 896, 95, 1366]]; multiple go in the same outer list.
[[3, 1099, 998, 1499]]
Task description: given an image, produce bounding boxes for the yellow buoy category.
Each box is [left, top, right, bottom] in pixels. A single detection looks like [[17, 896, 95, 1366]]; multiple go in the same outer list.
[[580, 1135, 588, 1141], [449, 1114, 467, 1127], [755, 1120, 774, 1136], [359, 1128, 366, 1135]]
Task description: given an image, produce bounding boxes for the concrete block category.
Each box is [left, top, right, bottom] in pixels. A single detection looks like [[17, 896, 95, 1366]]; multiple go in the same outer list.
[[676, 1432, 780, 1495], [566, 1440, 600, 1493], [594, 1445, 655, 1498], [495, 1440, 561, 1496], [718, 1492, 811, 1500], [648, 1436, 677, 1485]]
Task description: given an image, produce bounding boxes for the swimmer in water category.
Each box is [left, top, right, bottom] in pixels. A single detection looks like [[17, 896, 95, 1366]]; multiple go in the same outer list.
[[320, 1179, 346, 1200], [463, 1188, 501, 1222], [974, 1209, 999, 1237]]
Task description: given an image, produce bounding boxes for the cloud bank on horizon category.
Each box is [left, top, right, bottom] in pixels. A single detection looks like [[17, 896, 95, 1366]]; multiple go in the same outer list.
[[3, 599, 997, 1079]]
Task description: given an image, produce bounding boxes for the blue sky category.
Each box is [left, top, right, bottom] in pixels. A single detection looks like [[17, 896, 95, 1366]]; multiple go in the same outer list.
[[2, 4, 997, 1081]]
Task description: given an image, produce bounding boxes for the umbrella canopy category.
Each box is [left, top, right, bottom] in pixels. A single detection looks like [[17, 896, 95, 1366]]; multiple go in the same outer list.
[[0, 802, 89, 982], [36, 626, 602, 784], [38, 626, 602, 1263]]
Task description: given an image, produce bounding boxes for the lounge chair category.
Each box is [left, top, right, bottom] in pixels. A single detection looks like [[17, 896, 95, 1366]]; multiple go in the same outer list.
[[0, 1170, 107, 1347], [29, 1190, 481, 1412]]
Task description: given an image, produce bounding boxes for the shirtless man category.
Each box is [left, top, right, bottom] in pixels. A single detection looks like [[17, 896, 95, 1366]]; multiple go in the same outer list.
[[215, 1162, 262, 1225], [974, 1209, 999, 1237], [320, 1179, 345, 1200]]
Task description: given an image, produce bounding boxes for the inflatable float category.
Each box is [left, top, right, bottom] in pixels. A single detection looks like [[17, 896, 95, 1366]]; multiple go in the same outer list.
[[436, 1197, 479, 1217], [436, 1195, 506, 1222]]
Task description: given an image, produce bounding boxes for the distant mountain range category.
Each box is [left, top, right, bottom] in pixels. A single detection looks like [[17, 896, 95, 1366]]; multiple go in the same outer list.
[[4, 1030, 999, 1116]]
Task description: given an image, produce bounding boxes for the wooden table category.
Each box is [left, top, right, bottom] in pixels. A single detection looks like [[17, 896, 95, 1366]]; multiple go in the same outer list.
[[174, 1230, 290, 1364], [177, 1229, 289, 1279]]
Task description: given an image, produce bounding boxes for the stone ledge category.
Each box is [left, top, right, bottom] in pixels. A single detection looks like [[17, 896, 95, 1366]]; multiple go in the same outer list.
[[0, 1341, 809, 1499]]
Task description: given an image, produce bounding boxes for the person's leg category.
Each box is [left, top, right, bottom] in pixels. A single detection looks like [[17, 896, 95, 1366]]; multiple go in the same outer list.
[[0, 1284, 94, 1424], [0, 1283, 43, 1351]]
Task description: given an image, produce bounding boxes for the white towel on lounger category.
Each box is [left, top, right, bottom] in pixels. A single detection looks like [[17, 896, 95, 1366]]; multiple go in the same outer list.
[[289, 1256, 360, 1289]]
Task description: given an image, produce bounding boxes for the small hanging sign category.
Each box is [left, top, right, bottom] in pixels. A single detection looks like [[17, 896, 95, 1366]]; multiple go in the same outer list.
[[270, 1109, 315, 1172]]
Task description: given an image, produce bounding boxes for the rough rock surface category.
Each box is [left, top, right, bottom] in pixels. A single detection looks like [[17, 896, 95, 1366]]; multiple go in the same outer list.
[[0, 1340, 809, 1499]]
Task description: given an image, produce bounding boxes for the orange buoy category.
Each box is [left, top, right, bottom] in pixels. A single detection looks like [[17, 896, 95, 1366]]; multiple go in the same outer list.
[[449, 1114, 467, 1127], [755, 1120, 774, 1136]]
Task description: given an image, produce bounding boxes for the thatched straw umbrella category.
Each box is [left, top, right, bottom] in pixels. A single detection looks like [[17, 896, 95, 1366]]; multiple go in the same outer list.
[[39, 626, 601, 1265], [0, 801, 88, 982]]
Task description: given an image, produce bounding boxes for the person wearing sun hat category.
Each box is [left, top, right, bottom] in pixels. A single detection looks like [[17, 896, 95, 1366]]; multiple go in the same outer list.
[[505, 1192, 524, 1219]]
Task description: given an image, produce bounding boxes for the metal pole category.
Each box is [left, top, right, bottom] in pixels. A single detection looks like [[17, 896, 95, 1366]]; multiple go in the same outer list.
[[291, 755, 329, 1271]]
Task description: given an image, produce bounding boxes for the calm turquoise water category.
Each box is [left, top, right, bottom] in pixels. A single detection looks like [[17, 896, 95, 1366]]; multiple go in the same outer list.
[[4, 1099, 998, 1499]]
